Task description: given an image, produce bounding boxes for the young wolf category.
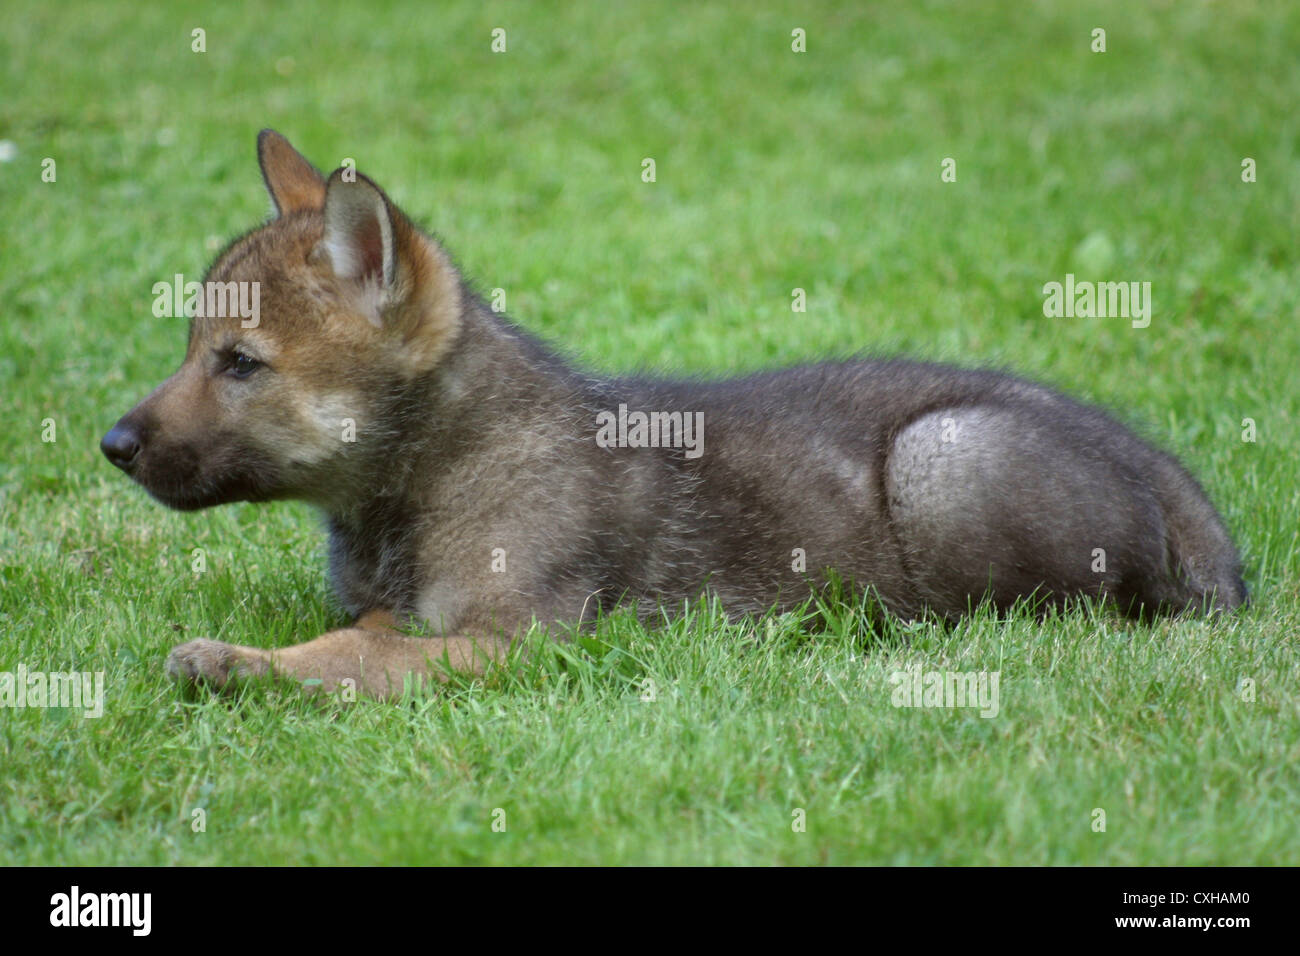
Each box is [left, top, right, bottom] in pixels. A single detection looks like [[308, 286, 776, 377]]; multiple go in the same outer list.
[[101, 130, 1246, 699]]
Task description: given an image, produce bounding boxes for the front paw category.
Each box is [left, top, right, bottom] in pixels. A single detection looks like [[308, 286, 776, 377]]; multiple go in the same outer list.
[[166, 639, 265, 689]]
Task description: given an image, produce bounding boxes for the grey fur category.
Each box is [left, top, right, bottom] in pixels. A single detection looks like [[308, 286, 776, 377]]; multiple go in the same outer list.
[[325, 291, 1246, 633]]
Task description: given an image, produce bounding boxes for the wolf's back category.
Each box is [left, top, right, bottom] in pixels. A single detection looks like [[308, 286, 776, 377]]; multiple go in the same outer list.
[[629, 358, 1245, 619]]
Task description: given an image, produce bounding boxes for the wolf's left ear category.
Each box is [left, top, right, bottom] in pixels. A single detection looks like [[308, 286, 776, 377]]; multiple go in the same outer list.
[[318, 170, 408, 297], [318, 168, 462, 355], [258, 129, 326, 215]]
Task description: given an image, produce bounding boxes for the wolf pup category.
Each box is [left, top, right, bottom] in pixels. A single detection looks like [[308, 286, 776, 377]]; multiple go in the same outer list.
[[101, 130, 1246, 699]]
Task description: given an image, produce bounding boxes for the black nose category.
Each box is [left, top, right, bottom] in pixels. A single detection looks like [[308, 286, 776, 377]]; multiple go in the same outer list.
[[101, 423, 142, 472]]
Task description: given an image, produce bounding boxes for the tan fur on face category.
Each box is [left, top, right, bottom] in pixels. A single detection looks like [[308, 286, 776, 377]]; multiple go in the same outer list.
[[173, 209, 459, 508], [195, 191, 463, 379], [112, 134, 465, 517]]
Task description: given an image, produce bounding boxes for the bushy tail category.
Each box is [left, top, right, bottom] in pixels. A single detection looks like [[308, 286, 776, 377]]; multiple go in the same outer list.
[[1150, 458, 1247, 614]]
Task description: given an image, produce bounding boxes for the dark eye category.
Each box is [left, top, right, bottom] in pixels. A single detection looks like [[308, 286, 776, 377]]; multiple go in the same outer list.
[[230, 352, 261, 378]]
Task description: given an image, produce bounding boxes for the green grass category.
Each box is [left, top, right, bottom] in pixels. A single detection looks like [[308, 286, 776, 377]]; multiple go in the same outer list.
[[1, 0, 1298, 864]]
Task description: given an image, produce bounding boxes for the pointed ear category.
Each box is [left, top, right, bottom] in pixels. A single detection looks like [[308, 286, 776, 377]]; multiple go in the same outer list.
[[318, 170, 403, 291], [257, 129, 326, 215], [318, 170, 464, 359]]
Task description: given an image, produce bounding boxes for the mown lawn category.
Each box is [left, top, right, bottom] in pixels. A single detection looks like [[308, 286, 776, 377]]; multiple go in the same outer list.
[[0, 0, 1297, 864]]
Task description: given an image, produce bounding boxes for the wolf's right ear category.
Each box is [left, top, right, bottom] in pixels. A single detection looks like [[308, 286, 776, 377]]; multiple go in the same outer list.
[[257, 129, 326, 215]]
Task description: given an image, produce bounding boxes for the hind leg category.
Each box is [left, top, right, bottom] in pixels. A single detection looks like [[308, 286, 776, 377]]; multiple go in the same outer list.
[[885, 407, 1172, 618]]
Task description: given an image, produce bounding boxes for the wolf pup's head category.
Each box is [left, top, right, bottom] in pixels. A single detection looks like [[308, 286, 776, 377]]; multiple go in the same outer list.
[[101, 130, 463, 511]]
